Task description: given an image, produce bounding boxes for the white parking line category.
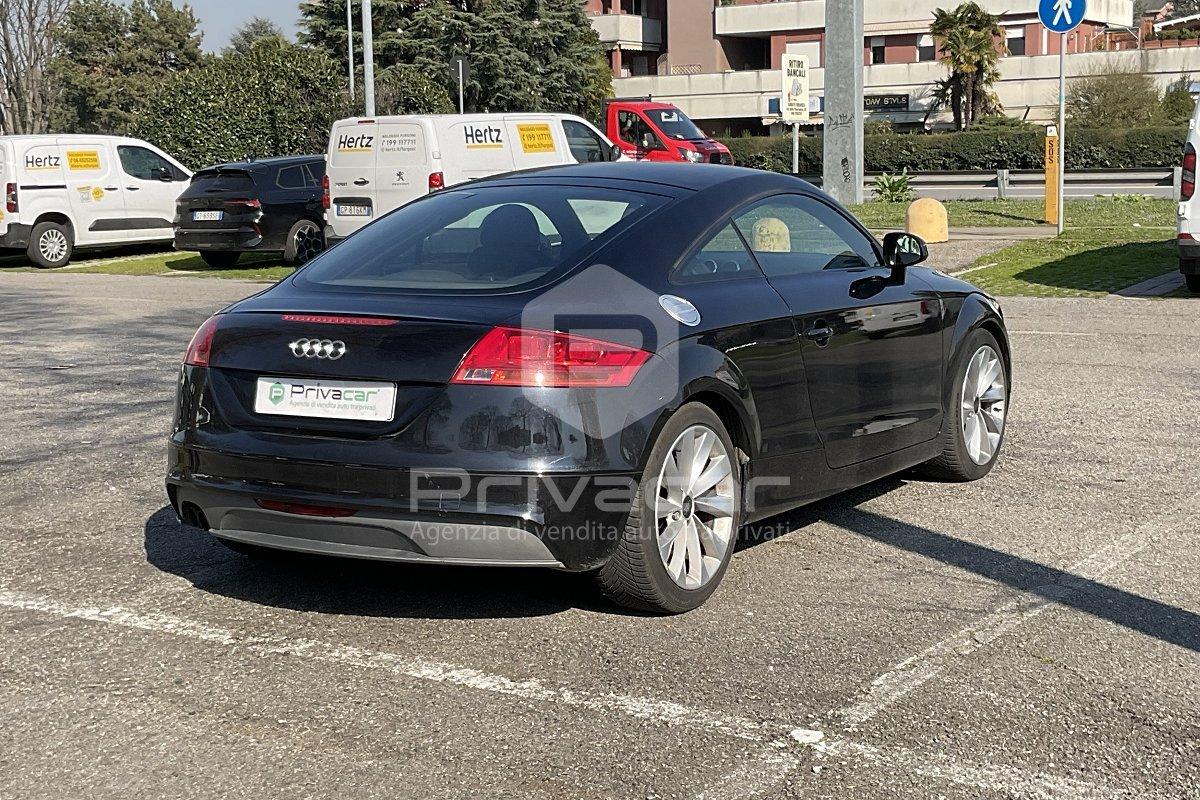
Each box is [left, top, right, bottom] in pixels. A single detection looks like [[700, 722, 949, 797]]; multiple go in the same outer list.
[[0, 589, 768, 742], [0, 587, 1128, 799], [832, 493, 1196, 728]]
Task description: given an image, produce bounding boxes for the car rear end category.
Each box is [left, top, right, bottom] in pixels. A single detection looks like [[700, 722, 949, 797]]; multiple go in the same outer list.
[[166, 180, 674, 571], [0, 138, 28, 252], [174, 166, 266, 253]]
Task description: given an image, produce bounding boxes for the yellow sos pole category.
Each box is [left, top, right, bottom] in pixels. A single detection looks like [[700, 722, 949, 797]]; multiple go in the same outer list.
[[1045, 124, 1061, 227]]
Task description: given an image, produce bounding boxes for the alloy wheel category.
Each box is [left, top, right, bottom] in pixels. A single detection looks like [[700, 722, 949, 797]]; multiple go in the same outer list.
[[960, 345, 1007, 465], [39, 229, 68, 264], [654, 424, 736, 590], [293, 222, 325, 265]]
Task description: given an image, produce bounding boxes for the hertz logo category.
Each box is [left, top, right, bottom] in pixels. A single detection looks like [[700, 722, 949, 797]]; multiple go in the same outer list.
[[337, 134, 374, 152]]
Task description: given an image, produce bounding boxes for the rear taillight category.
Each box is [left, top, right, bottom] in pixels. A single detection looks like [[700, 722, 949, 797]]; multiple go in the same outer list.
[[183, 315, 222, 367], [225, 198, 261, 210], [1183, 144, 1196, 201], [428, 172, 445, 191], [321, 174, 330, 210], [4, 182, 16, 213], [451, 326, 651, 388]]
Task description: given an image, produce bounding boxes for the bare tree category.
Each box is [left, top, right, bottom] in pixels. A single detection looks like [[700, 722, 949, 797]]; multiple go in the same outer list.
[[0, 0, 69, 135]]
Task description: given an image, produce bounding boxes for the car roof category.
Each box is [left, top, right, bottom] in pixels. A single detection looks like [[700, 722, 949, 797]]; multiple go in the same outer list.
[[476, 162, 814, 193], [200, 155, 322, 172]]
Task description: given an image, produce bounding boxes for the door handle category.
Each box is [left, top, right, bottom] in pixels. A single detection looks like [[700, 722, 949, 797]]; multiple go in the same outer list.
[[125, 186, 139, 191], [353, 178, 370, 186], [804, 325, 834, 345], [105, 186, 120, 191]]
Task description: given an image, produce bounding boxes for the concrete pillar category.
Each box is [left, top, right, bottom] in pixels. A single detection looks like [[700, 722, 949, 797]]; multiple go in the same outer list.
[[822, 0, 865, 205]]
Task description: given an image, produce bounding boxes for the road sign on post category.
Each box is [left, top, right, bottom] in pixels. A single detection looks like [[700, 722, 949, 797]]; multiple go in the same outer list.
[[781, 54, 810, 175], [1039, 0, 1085, 234], [1045, 125, 1061, 226], [823, 0, 865, 205]]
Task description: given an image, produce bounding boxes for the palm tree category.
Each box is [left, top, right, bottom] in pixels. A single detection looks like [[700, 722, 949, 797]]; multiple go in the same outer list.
[[930, 2, 1007, 130]]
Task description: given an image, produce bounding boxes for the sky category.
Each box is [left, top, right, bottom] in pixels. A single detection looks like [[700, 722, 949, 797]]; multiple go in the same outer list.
[[179, 1, 303, 52]]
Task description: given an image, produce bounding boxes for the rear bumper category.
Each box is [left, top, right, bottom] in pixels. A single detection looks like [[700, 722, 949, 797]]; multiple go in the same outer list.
[[166, 442, 638, 571], [1180, 238, 1200, 272], [168, 482, 566, 567], [175, 227, 264, 252], [0, 222, 32, 249]]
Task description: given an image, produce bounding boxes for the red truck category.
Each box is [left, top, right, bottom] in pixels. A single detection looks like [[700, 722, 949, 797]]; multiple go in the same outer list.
[[602, 98, 733, 165]]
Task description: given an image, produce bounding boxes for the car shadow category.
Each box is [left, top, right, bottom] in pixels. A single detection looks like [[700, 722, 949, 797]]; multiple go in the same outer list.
[[146, 476, 1200, 650], [143, 506, 613, 619], [741, 477, 1199, 654]]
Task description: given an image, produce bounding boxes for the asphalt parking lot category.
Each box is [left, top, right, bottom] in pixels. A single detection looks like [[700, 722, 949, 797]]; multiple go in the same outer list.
[[1, 271, 1197, 800]]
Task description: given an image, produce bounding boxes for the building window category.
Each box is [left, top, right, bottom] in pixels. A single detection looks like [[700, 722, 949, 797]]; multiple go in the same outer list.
[[1007, 27, 1027, 56], [871, 36, 886, 65], [918, 34, 937, 62]]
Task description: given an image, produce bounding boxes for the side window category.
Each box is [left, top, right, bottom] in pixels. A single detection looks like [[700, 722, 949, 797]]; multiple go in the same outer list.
[[562, 120, 607, 164], [675, 223, 759, 283], [276, 165, 306, 190], [732, 195, 879, 276], [118, 145, 180, 181], [616, 110, 660, 150], [303, 163, 323, 188]]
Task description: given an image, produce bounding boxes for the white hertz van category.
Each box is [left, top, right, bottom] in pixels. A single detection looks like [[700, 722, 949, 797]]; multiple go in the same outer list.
[[323, 113, 621, 240], [0, 135, 190, 267]]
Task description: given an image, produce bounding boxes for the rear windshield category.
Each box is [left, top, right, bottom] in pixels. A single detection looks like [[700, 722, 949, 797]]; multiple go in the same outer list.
[[295, 185, 668, 293], [189, 169, 254, 191]]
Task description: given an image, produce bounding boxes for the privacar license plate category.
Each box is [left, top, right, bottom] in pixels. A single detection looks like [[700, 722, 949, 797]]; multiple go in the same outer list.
[[192, 210, 223, 221], [337, 204, 371, 217], [254, 377, 396, 422]]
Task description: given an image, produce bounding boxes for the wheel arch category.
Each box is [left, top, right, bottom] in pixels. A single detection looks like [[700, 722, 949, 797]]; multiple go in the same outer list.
[[32, 212, 75, 236], [950, 293, 1011, 390]]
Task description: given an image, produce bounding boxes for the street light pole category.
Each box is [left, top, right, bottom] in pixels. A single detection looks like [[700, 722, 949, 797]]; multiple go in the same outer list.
[[346, 0, 355, 102], [362, 0, 376, 117]]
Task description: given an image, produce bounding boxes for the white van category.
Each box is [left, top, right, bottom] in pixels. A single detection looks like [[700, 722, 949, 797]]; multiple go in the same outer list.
[[0, 135, 190, 267], [324, 113, 621, 240]]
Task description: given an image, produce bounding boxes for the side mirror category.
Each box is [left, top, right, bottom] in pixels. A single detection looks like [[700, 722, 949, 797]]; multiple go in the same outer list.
[[151, 166, 173, 182], [639, 132, 661, 151], [881, 232, 928, 283], [608, 143, 622, 162]]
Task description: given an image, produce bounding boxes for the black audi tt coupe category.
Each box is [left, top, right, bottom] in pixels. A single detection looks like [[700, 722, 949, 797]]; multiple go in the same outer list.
[[167, 162, 1010, 614]]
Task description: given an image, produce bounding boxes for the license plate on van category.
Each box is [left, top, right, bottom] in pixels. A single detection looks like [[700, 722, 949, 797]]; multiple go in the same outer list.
[[192, 210, 223, 221], [254, 377, 396, 422], [337, 204, 371, 217]]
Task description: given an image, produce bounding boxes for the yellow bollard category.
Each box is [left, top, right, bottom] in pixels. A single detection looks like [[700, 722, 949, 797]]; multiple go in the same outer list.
[[905, 198, 949, 244]]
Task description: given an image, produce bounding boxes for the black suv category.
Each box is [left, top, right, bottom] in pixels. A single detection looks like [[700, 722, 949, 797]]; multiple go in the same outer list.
[[174, 155, 326, 268]]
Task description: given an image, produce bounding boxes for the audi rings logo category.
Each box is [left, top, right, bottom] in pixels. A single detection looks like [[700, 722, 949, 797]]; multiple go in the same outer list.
[[289, 338, 347, 360]]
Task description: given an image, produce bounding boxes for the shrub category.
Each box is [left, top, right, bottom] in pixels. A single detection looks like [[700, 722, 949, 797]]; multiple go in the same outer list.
[[874, 169, 914, 202], [129, 38, 347, 170], [720, 127, 1185, 174], [1067, 66, 1163, 129]]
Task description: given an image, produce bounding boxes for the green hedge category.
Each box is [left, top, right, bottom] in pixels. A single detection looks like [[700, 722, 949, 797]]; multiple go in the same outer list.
[[719, 127, 1186, 174]]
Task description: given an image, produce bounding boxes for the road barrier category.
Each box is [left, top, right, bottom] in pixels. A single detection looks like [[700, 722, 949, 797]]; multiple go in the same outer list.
[[802, 168, 1181, 201]]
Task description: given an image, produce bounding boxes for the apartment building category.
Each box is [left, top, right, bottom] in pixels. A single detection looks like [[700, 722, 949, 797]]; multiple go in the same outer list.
[[587, 0, 1158, 133]]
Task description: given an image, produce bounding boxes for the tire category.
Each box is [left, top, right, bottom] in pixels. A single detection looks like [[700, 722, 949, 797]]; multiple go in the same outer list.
[[1186, 274, 1200, 294], [27, 221, 73, 268], [283, 219, 325, 266], [596, 403, 741, 614], [199, 250, 241, 268], [920, 328, 1009, 482]]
